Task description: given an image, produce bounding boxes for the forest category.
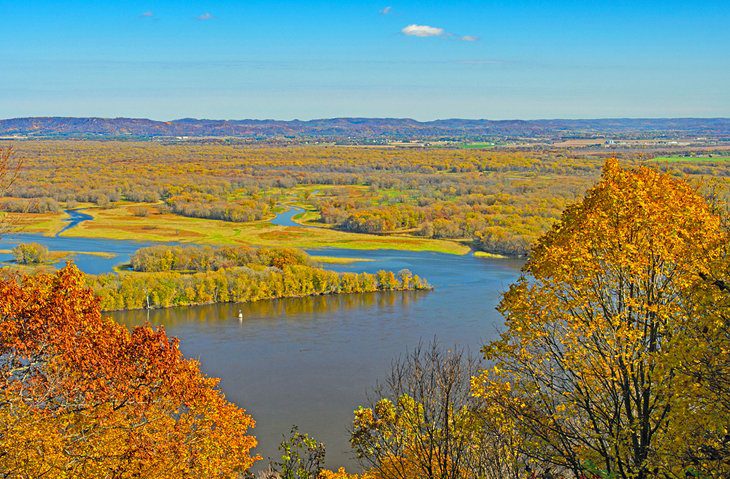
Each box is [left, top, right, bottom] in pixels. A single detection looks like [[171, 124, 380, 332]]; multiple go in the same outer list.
[[2, 159, 728, 478], [91, 245, 429, 311], [2, 141, 727, 256]]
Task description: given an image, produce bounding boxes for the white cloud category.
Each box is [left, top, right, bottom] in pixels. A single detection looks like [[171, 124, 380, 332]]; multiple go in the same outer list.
[[460, 35, 479, 42], [380, 6, 392, 15], [197, 12, 214, 21], [140, 11, 154, 18], [401, 24, 444, 37]]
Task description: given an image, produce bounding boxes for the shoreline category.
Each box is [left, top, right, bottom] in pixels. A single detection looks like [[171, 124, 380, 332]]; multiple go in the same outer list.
[[98, 284, 433, 313]]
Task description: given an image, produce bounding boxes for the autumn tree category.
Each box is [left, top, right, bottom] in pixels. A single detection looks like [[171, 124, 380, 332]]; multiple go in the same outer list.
[[0, 264, 259, 477], [472, 159, 729, 478], [669, 208, 730, 476], [0, 145, 21, 234], [0, 145, 20, 195], [11, 242, 50, 264], [255, 427, 371, 479], [267, 426, 327, 479], [351, 341, 520, 479]]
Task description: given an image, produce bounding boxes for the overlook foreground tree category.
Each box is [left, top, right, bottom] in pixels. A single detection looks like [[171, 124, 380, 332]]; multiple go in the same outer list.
[[0, 264, 259, 477], [351, 342, 520, 479], [472, 159, 729, 478]]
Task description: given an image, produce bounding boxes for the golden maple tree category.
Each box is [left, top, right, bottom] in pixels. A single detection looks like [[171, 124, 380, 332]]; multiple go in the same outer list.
[[472, 159, 729, 478], [0, 264, 259, 478]]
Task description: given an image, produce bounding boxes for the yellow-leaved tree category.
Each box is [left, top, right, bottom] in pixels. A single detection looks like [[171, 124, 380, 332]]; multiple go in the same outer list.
[[351, 342, 520, 479], [472, 159, 729, 478]]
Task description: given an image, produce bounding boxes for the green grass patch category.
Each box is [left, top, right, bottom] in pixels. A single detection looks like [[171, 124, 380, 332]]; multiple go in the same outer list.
[[652, 156, 730, 163], [460, 142, 495, 149], [1, 212, 68, 236], [75, 251, 117, 259], [310, 255, 374, 265], [474, 251, 508, 259]]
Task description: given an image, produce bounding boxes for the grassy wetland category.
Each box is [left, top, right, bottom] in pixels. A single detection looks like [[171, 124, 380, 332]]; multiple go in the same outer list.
[[4, 141, 727, 259]]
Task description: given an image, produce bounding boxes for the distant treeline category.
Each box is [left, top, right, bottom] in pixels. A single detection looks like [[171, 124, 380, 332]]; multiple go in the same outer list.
[[89, 245, 430, 311], [0, 197, 61, 213], [5, 142, 728, 257]]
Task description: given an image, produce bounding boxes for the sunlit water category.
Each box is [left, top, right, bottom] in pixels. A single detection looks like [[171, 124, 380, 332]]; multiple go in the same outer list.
[[0, 232, 157, 274], [270, 206, 309, 227], [56, 209, 93, 236], [1, 214, 523, 470]]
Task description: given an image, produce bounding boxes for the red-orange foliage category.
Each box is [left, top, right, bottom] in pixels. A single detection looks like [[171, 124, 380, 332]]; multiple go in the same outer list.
[[0, 263, 259, 478]]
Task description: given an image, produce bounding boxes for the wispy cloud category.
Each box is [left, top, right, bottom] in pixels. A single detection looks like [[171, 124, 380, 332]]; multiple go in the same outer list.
[[401, 24, 444, 37], [140, 11, 154, 18], [401, 24, 478, 42], [380, 6, 392, 15], [197, 12, 214, 21]]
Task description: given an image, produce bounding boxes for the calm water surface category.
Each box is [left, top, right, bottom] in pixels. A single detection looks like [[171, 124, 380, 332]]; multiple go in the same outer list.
[[56, 209, 93, 236], [0, 232, 158, 274], [270, 206, 309, 227], [3, 213, 523, 469], [114, 249, 523, 469]]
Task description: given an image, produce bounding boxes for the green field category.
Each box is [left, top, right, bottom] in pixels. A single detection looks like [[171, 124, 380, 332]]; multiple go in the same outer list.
[[310, 255, 374, 264], [460, 142, 495, 149], [652, 155, 730, 162], [473, 251, 508, 259]]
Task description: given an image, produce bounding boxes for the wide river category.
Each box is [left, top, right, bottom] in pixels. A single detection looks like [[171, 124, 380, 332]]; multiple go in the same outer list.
[[0, 209, 523, 470]]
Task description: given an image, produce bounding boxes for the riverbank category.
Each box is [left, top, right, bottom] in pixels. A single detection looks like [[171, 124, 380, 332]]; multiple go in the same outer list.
[[3, 203, 471, 255]]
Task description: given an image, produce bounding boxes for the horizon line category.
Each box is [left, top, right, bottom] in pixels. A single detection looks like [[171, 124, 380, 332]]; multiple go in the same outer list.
[[2, 115, 729, 122]]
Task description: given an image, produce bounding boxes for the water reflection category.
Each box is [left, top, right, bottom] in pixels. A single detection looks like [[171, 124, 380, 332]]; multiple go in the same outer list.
[[114, 290, 430, 328]]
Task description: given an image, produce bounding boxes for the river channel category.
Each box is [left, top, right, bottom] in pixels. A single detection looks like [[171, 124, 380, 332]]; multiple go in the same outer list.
[[0, 209, 523, 470]]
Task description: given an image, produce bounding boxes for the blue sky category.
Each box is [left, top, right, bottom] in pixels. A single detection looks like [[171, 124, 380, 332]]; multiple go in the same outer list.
[[2, 1, 729, 120]]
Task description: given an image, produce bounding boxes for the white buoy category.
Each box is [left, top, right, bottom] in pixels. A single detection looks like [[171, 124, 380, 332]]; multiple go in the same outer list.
[[238, 310, 243, 321]]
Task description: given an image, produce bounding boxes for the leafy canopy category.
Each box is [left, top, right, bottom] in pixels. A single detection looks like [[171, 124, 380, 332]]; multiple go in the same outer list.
[[473, 159, 729, 478], [0, 264, 259, 478]]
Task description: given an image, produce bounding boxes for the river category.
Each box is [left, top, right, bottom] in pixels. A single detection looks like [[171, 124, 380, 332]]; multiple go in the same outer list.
[[270, 206, 310, 227], [0, 209, 523, 470]]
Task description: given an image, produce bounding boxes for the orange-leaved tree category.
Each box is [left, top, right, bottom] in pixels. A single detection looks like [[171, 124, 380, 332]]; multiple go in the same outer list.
[[0, 263, 259, 477], [472, 159, 729, 478]]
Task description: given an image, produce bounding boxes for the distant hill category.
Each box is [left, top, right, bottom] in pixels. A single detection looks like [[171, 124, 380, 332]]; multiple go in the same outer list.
[[1, 117, 728, 140]]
